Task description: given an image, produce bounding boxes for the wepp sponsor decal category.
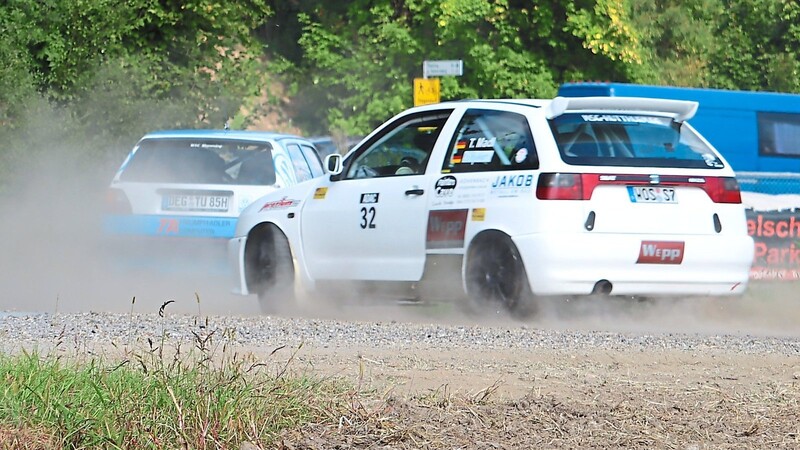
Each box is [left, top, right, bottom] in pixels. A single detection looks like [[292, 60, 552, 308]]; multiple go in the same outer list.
[[636, 241, 685, 264], [426, 209, 468, 249]]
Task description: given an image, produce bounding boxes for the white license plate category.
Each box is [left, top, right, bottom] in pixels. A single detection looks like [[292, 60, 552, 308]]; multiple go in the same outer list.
[[627, 186, 677, 203], [162, 194, 230, 212]]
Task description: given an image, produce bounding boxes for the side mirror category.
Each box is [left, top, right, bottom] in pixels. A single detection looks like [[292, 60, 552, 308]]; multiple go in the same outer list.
[[324, 153, 343, 175]]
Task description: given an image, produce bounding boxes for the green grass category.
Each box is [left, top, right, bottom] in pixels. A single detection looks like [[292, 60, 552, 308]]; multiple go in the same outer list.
[[0, 345, 352, 449]]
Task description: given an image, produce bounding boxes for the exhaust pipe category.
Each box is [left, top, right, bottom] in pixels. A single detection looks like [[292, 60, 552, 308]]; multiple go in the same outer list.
[[592, 279, 613, 295]]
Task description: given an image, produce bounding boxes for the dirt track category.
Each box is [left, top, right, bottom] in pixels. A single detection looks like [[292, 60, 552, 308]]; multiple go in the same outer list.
[[2, 287, 800, 449], [283, 345, 800, 449]]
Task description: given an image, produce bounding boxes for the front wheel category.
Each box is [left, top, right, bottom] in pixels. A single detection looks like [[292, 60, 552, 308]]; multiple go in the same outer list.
[[244, 224, 295, 314], [464, 232, 536, 318]]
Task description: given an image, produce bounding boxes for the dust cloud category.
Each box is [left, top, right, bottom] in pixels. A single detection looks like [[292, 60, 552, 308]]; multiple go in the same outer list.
[[0, 124, 798, 337], [0, 132, 260, 317]]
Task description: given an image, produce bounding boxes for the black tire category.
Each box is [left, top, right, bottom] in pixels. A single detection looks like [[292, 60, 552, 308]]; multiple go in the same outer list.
[[244, 224, 295, 314], [464, 232, 537, 317]]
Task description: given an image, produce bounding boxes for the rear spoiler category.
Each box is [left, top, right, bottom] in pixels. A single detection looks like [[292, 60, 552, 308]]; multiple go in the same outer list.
[[545, 96, 699, 122]]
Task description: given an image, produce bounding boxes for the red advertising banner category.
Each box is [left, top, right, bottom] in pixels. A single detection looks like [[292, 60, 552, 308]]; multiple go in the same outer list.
[[746, 210, 800, 281]]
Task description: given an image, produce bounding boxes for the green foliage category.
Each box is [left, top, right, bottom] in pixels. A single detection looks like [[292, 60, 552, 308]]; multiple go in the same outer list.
[[1, 0, 798, 189], [709, 0, 800, 92], [628, 0, 724, 86], [0, 0, 273, 192], [627, 0, 800, 93], [280, 0, 639, 136], [0, 349, 350, 448]]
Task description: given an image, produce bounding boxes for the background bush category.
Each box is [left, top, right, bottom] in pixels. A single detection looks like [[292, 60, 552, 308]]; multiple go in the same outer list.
[[1, 0, 798, 192]]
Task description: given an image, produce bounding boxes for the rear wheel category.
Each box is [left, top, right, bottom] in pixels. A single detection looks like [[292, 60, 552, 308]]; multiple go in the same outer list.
[[244, 224, 295, 314], [464, 232, 536, 317]]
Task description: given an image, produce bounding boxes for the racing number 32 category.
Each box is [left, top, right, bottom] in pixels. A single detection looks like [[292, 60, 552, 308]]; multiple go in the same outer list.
[[360, 207, 376, 229]]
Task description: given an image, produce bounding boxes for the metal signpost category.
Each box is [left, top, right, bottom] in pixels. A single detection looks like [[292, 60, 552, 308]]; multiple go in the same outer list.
[[414, 60, 463, 106], [423, 60, 464, 79]]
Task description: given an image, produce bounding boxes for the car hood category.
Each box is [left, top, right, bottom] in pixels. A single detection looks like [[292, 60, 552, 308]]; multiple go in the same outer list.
[[234, 177, 327, 235]]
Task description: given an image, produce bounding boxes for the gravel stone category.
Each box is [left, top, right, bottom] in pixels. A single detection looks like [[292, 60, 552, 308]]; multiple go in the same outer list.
[[1, 312, 800, 356]]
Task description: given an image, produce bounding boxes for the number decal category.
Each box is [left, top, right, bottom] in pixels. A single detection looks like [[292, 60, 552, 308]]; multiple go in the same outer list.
[[360, 206, 376, 229]]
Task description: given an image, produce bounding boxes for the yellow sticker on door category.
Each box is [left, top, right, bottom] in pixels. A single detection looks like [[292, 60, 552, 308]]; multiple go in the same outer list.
[[313, 187, 328, 200]]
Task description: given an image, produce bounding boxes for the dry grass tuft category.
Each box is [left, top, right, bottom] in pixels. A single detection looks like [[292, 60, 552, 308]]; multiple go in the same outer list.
[[273, 374, 800, 449], [0, 424, 59, 450]]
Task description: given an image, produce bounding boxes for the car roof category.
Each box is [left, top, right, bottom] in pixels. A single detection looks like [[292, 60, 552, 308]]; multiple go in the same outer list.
[[405, 96, 699, 121], [139, 129, 307, 142]]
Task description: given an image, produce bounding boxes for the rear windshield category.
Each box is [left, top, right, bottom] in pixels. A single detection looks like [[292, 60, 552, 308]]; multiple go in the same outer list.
[[119, 138, 276, 185], [550, 113, 724, 169]]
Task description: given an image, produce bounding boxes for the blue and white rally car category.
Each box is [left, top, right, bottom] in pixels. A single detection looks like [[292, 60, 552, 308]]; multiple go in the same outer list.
[[229, 97, 755, 315], [104, 130, 323, 271]]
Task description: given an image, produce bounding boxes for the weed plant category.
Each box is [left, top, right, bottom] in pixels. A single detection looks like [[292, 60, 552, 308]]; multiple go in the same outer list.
[[0, 299, 354, 449]]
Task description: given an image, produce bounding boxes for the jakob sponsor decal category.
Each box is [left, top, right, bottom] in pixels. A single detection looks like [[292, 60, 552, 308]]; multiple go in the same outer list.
[[426, 209, 468, 249], [636, 241, 685, 264], [491, 174, 533, 188], [490, 174, 534, 198], [435, 176, 457, 196], [259, 197, 300, 212]]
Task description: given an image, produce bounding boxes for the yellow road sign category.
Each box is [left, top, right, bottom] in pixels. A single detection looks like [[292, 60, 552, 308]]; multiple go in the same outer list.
[[414, 78, 440, 106]]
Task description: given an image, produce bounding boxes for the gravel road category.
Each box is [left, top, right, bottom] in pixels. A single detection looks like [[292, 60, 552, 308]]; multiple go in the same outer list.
[[2, 308, 800, 356], [3, 292, 800, 448]]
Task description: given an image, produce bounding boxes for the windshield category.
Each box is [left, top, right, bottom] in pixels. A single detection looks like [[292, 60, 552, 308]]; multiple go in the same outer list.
[[119, 138, 277, 185], [550, 113, 724, 169]]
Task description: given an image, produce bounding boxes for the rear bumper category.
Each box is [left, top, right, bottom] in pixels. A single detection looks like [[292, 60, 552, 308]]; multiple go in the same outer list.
[[103, 214, 237, 239], [514, 232, 755, 296], [101, 234, 229, 275]]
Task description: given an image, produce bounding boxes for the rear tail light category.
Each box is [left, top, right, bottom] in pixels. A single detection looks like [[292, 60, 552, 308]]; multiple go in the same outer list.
[[704, 177, 742, 204], [105, 188, 132, 214], [536, 173, 601, 200], [536, 173, 742, 204], [536, 173, 582, 200]]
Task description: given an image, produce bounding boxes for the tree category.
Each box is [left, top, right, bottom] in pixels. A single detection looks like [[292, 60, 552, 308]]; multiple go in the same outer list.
[[0, 0, 273, 190], [709, 0, 800, 92], [273, 0, 641, 136], [627, 0, 722, 86]]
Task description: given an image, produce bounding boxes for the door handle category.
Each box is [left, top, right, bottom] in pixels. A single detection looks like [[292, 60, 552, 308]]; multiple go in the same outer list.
[[405, 188, 424, 196]]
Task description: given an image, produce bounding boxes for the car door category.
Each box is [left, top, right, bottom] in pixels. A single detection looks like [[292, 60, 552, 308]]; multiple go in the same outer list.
[[301, 110, 454, 281]]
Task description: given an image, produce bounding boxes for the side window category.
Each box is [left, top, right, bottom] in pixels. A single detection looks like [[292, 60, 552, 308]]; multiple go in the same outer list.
[[286, 143, 313, 182], [301, 144, 324, 177], [344, 111, 453, 179], [758, 112, 800, 157], [443, 109, 539, 173]]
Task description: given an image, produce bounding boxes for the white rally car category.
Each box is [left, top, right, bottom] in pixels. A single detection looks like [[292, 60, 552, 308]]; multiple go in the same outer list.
[[229, 97, 755, 315], [103, 130, 323, 272]]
